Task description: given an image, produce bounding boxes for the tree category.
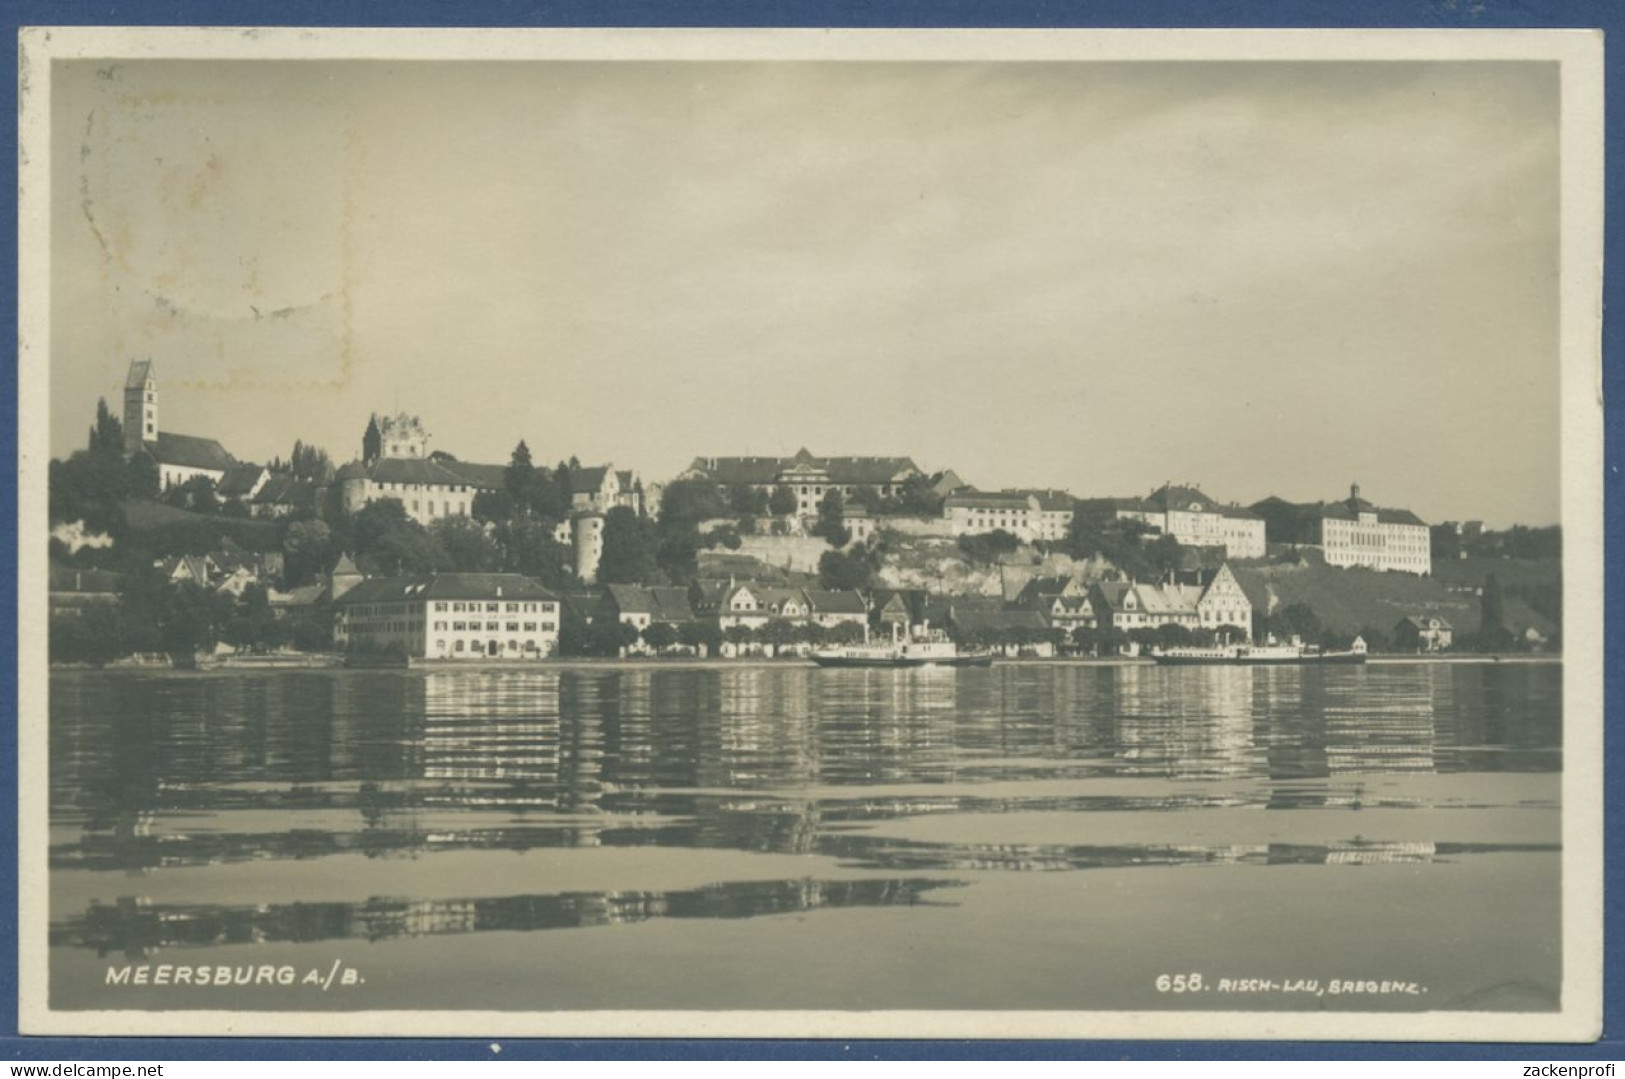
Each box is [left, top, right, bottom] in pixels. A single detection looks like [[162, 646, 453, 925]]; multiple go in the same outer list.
[[430, 515, 501, 572], [162, 475, 220, 516], [757, 619, 800, 656], [769, 484, 797, 517], [728, 485, 770, 516], [353, 498, 437, 577], [851, 485, 883, 512], [825, 621, 867, 646], [282, 519, 336, 587], [957, 529, 1020, 565], [505, 441, 538, 512], [818, 548, 873, 591], [498, 517, 574, 590], [89, 398, 125, 457], [126, 451, 160, 501], [599, 506, 660, 584], [813, 489, 851, 547], [1070, 625, 1100, 657], [655, 479, 726, 583], [641, 622, 678, 653], [677, 620, 720, 656], [722, 624, 755, 656]]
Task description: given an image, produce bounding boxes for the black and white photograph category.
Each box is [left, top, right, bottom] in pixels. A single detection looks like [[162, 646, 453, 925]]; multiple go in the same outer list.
[[16, 28, 1604, 1040]]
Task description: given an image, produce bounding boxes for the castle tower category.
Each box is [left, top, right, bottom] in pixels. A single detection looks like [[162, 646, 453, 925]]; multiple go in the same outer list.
[[123, 360, 157, 454]]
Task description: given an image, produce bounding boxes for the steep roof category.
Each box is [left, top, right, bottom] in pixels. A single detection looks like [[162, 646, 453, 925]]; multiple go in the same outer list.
[[125, 360, 153, 389], [252, 475, 316, 508], [606, 583, 655, 614], [804, 589, 867, 614], [335, 573, 558, 606], [147, 432, 237, 472], [216, 465, 268, 499], [437, 460, 508, 490], [948, 607, 1050, 633], [648, 586, 695, 623], [365, 457, 475, 487], [686, 453, 921, 487], [1021, 489, 1075, 512], [572, 465, 612, 492], [1143, 484, 1216, 513]]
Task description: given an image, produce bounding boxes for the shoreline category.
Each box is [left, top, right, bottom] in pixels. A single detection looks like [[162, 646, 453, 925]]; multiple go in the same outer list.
[[53, 652, 1562, 673]]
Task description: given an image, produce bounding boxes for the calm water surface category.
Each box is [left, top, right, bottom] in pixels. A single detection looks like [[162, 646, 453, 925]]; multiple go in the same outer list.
[[49, 662, 1562, 1012]]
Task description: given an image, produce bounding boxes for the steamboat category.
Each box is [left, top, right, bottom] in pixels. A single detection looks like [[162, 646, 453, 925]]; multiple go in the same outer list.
[[1151, 634, 1368, 666]]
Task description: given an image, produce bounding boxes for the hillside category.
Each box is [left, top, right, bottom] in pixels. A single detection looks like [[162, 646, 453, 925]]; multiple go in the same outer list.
[[120, 499, 282, 550], [1431, 555, 1561, 591], [1232, 563, 1480, 637]]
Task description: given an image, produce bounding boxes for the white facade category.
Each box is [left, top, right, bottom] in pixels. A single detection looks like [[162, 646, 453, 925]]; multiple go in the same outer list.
[[1319, 514, 1431, 575], [335, 576, 561, 659], [945, 493, 1036, 541], [340, 475, 476, 525]]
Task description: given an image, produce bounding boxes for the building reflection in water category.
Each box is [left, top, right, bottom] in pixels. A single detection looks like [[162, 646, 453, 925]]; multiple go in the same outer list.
[[48, 663, 1562, 958], [57, 877, 966, 960]]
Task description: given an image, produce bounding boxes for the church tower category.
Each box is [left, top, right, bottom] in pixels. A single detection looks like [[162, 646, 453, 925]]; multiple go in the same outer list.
[[123, 360, 157, 454]]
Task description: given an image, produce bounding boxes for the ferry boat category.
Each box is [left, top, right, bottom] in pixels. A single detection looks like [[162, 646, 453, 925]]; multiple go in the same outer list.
[[1151, 635, 1367, 667], [810, 627, 994, 669]]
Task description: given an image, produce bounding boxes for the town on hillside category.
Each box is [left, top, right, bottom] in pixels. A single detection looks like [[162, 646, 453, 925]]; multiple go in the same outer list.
[[47, 360, 1564, 666]]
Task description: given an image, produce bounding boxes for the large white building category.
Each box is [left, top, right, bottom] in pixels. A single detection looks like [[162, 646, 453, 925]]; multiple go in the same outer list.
[[1080, 484, 1267, 560], [1251, 485, 1431, 575], [334, 573, 561, 660], [681, 448, 923, 517], [944, 490, 1038, 541]]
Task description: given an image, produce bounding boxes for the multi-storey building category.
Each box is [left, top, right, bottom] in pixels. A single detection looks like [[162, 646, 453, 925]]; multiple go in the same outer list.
[[1079, 484, 1266, 560], [944, 490, 1037, 540], [681, 448, 924, 517], [1089, 565, 1252, 639], [334, 573, 561, 660], [1251, 484, 1431, 575]]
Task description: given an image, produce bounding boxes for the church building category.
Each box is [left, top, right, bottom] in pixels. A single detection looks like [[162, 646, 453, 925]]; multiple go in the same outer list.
[[121, 360, 239, 490]]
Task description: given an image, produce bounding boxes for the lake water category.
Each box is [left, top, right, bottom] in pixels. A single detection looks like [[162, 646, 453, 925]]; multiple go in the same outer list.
[[48, 661, 1562, 1015]]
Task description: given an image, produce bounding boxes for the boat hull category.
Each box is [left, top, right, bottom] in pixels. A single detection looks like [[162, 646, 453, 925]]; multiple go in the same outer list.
[[810, 652, 994, 669], [1152, 652, 1367, 666]]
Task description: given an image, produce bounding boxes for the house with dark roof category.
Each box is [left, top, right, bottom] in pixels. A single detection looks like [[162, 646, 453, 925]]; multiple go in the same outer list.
[[803, 589, 868, 629], [567, 465, 644, 516], [1394, 614, 1453, 653], [333, 573, 561, 660], [1249, 484, 1431, 575], [1080, 483, 1266, 559], [681, 448, 924, 517], [120, 361, 240, 490]]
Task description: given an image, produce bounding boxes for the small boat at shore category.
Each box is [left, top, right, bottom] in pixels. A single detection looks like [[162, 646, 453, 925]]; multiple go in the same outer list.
[[811, 628, 993, 669], [1151, 635, 1368, 666]]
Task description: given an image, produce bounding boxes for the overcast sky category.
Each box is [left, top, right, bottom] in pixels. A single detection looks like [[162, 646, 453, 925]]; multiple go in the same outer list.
[[50, 59, 1560, 526]]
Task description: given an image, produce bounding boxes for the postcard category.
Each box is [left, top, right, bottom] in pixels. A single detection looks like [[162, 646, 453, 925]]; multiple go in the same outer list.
[[16, 26, 1604, 1040]]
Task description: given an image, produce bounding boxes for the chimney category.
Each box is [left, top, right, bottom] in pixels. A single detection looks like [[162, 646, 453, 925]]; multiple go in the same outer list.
[[1351, 481, 1361, 500]]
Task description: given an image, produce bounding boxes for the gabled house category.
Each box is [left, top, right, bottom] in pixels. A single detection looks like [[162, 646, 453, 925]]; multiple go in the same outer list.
[[1394, 615, 1453, 653], [804, 590, 868, 629]]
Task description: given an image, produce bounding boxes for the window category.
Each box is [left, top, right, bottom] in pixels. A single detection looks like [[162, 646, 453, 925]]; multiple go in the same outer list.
[[524, 622, 536, 632], [507, 622, 519, 632], [455, 640, 464, 652], [506, 603, 518, 613]]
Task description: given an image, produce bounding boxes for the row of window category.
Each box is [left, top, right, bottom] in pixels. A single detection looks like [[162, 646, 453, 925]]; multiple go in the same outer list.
[[433, 621, 556, 633], [433, 601, 553, 614]]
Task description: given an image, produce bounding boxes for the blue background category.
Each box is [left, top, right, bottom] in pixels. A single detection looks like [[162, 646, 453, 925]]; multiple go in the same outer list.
[[2, 0, 1617, 1062]]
